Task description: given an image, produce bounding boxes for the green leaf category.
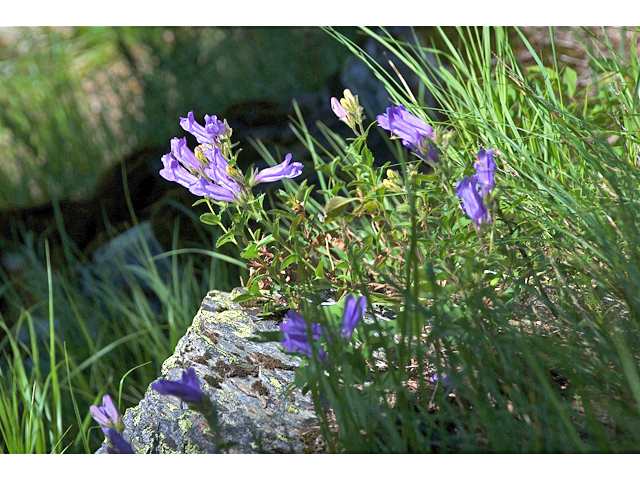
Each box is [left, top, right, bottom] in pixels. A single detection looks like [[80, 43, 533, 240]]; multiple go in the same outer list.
[[324, 196, 359, 221], [215, 230, 237, 248], [232, 292, 259, 304], [240, 243, 260, 259], [314, 260, 324, 278], [281, 254, 300, 270], [192, 198, 209, 207], [200, 212, 221, 226], [562, 67, 577, 98]]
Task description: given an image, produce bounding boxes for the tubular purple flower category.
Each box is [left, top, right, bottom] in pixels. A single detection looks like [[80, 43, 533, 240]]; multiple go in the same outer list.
[[189, 176, 238, 202], [90, 394, 121, 435], [160, 137, 240, 202], [455, 176, 490, 226], [340, 294, 367, 339], [152, 367, 203, 404], [159, 136, 205, 189], [180, 111, 227, 145], [252, 154, 303, 185], [377, 105, 438, 162], [279, 311, 326, 360], [202, 146, 240, 194], [473, 149, 496, 197], [171, 137, 200, 170], [331, 97, 348, 122], [159, 153, 199, 190], [105, 429, 135, 454]]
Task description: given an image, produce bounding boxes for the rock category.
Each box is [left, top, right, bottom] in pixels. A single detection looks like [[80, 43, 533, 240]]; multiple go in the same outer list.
[[95, 290, 318, 454], [78, 220, 173, 300]]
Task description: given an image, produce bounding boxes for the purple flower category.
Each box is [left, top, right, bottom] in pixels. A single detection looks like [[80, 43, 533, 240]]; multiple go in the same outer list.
[[331, 97, 348, 122], [159, 137, 202, 190], [159, 153, 199, 191], [473, 149, 496, 197], [90, 394, 121, 435], [105, 429, 135, 454], [160, 137, 240, 202], [152, 367, 203, 404], [428, 373, 452, 389], [202, 146, 241, 194], [252, 154, 303, 185], [180, 111, 227, 145], [340, 294, 367, 339], [279, 311, 327, 360], [377, 105, 438, 162], [455, 176, 490, 226]]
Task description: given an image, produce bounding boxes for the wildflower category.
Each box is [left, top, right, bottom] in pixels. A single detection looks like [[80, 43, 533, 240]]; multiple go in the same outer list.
[[331, 97, 349, 123], [279, 311, 327, 360], [201, 145, 242, 195], [152, 367, 203, 404], [105, 429, 135, 454], [428, 373, 452, 389], [90, 394, 123, 435], [331, 89, 365, 135], [250, 153, 303, 185], [180, 111, 227, 145], [159, 151, 199, 191], [455, 176, 490, 226], [340, 294, 367, 339], [160, 138, 240, 202], [377, 105, 438, 162], [473, 149, 496, 197]]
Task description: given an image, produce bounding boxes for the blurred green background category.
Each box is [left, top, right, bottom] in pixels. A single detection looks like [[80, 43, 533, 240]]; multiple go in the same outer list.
[[0, 26, 356, 209]]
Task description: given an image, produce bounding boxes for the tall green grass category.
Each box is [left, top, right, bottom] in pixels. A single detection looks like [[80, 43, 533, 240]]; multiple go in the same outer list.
[[0, 205, 241, 453], [285, 26, 640, 452]]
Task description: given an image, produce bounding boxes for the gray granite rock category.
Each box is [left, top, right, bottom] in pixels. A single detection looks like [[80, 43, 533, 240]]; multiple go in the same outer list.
[[96, 290, 318, 454]]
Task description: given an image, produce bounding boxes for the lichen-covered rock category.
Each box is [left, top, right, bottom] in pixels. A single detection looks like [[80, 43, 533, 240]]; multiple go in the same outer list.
[[96, 290, 318, 454]]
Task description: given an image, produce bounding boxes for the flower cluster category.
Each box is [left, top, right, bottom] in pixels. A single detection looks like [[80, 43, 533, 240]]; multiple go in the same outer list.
[[331, 89, 365, 136], [279, 294, 367, 360], [90, 394, 135, 454], [377, 105, 439, 162], [455, 149, 496, 226], [152, 367, 203, 404], [160, 111, 303, 204]]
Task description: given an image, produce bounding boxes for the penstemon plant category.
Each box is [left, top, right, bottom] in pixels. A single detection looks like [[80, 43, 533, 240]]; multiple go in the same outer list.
[[158, 88, 499, 315]]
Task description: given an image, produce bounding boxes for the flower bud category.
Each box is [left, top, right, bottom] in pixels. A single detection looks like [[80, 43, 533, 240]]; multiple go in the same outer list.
[[331, 88, 365, 135]]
